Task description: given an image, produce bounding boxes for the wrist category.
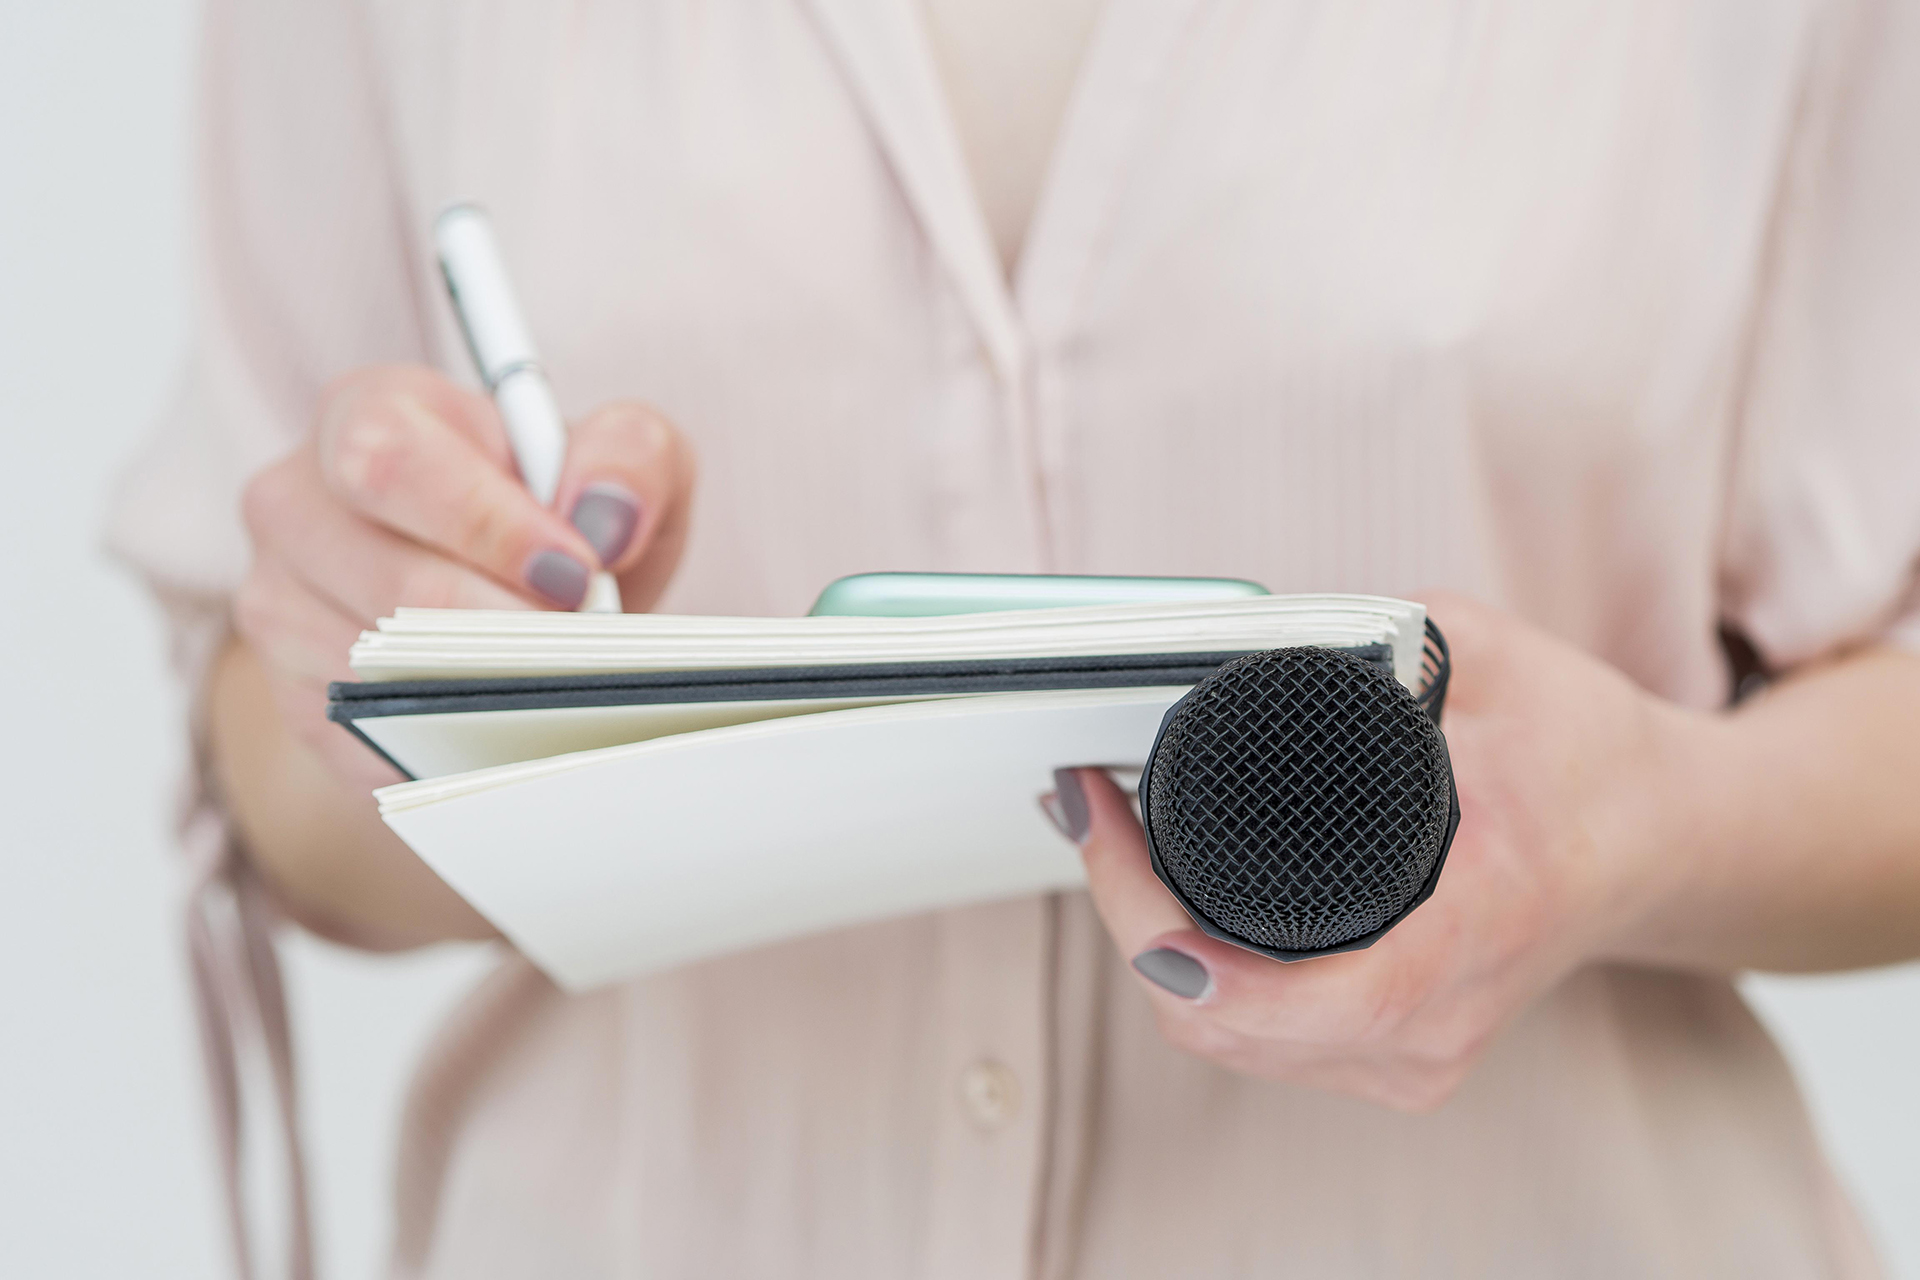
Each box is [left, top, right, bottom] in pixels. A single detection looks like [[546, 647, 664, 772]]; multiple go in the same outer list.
[[1586, 699, 1739, 970], [210, 639, 498, 950]]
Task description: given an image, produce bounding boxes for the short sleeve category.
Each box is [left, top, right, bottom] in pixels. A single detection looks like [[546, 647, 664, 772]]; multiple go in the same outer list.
[[1719, 0, 1920, 668], [105, 0, 429, 638], [100, 7, 435, 1272], [103, 0, 435, 845]]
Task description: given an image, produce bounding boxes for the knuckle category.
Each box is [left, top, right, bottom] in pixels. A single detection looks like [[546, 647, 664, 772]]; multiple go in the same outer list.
[[1353, 971, 1420, 1043], [240, 462, 295, 540], [395, 560, 518, 613], [592, 400, 692, 470], [1386, 1065, 1467, 1115], [1412, 1013, 1493, 1078], [1155, 1008, 1242, 1063], [394, 562, 465, 612], [324, 401, 417, 504], [447, 476, 522, 565]]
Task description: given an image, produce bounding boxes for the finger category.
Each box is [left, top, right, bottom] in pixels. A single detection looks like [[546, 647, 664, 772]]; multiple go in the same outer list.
[[1137, 958, 1469, 1110], [232, 557, 365, 688], [1054, 767, 1243, 1004], [228, 561, 405, 785], [221, 632, 403, 795], [1227, 1038, 1465, 1113], [554, 402, 696, 602], [246, 453, 538, 621], [316, 375, 603, 608], [268, 657, 406, 790], [328, 365, 517, 468], [1064, 768, 1407, 1037]]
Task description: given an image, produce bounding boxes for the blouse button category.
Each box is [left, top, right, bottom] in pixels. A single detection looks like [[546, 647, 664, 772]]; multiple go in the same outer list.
[[957, 1058, 1021, 1132]]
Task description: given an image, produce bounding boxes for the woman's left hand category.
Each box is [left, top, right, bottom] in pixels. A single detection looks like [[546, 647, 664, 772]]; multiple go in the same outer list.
[[1045, 592, 1706, 1112]]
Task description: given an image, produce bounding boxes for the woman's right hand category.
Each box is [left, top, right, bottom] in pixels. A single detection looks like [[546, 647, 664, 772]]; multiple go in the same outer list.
[[212, 364, 694, 946], [235, 364, 695, 789]]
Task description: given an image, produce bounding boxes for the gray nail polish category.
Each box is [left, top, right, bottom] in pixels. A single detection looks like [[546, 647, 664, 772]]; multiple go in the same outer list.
[[570, 483, 642, 565], [1051, 768, 1090, 844], [526, 550, 590, 609], [1039, 793, 1070, 839], [1132, 948, 1213, 1000]]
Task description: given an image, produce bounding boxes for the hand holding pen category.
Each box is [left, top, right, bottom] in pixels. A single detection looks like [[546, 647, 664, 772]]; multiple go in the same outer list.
[[434, 204, 628, 612], [228, 213, 695, 789]]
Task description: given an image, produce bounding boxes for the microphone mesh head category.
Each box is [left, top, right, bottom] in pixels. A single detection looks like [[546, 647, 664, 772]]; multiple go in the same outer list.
[[1144, 647, 1454, 956]]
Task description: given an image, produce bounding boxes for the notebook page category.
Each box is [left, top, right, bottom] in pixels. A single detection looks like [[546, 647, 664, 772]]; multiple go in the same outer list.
[[351, 595, 1425, 686], [377, 686, 1183, 988]]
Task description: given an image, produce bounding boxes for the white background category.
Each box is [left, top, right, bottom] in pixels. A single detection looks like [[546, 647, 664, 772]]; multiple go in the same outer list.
[[1, 3, 1915, 1276]]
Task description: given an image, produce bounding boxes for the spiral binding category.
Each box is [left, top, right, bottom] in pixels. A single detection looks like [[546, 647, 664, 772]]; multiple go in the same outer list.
[[1417, 617, 1451, 724]]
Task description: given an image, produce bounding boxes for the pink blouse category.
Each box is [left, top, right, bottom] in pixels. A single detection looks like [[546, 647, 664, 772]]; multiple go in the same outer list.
[[109, 0, 1920, 1276]]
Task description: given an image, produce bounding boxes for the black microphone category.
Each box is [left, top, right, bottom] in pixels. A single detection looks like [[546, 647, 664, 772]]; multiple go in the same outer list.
[[1139, 622, 1459, 960]]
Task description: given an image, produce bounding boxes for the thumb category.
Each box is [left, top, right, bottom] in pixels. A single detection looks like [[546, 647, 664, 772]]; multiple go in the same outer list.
[[554, 401, 697, 610]]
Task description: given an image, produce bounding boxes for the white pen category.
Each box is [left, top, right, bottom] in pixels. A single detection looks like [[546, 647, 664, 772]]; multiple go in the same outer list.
[[434, 203, 622, 613]]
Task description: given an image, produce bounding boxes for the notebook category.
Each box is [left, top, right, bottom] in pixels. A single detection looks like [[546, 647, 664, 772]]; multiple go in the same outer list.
[[333, 595, 1426, 988]]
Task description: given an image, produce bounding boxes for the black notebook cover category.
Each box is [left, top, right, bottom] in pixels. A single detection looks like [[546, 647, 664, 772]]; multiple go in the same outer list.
[[328, 644, 1395, 779]]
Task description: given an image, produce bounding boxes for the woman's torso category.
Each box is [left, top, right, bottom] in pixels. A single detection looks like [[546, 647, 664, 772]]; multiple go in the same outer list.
[[274, 1, 1901, 1273]]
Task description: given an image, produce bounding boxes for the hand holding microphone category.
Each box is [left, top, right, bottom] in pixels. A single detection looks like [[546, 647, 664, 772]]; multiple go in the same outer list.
[[1047, 592, 1706, 1112]]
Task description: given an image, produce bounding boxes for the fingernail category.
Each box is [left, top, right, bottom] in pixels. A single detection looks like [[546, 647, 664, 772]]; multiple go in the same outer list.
[[1039, 792, 1070, 839], [1051, 768, 1090, 844], [570, 483, 642, 566], [526, 550, 590, 609], [1132, 948, 1214, 1001]]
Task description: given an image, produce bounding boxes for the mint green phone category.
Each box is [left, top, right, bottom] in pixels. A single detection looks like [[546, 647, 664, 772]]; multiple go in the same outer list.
[[808, 572, 1269, 617]]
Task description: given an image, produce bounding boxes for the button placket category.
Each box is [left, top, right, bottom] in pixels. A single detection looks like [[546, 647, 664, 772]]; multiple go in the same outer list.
[[921, 898, 1051, 1280]]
